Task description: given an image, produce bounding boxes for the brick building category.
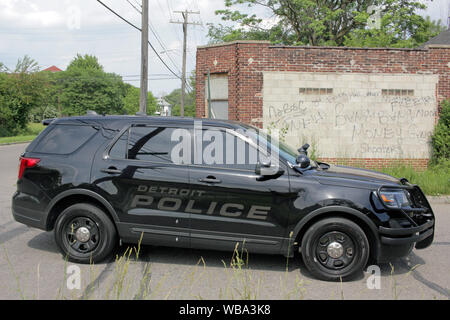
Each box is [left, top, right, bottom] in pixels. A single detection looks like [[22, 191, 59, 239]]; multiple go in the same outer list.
[[196, 37, 450, 169]]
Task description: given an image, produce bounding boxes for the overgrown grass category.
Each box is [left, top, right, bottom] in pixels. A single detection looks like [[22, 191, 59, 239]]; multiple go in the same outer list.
[[0, 123, 44, 144], [378, 160, 450, 196]]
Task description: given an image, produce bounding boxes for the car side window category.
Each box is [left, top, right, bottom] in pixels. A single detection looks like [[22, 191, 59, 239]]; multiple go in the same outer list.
[[109, 129, 129, 159], [127, 126, 182, 164], [199, 129, 270, 171], [34, 124, 98, 155]]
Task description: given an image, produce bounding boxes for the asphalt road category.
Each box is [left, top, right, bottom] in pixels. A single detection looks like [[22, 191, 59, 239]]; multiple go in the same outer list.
[[0, 143, 448, 300]]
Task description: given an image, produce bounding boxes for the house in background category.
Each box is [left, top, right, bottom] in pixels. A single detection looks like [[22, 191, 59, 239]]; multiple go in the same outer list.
[[157, 97, 172, 117], [420, 29, 450, 47], [43, 65, 62, 72]]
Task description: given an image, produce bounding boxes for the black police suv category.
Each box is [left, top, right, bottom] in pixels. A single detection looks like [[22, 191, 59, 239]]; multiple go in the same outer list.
[[12, 115, 435, 281]]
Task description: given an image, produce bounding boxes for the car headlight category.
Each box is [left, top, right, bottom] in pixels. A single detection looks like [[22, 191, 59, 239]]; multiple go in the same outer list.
[[379, 189, 411, 208]]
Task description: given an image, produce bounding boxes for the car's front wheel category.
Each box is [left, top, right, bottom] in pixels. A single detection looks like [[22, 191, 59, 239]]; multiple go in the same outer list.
[[54, 203, 117, 264], [300, 217, 369, 281]]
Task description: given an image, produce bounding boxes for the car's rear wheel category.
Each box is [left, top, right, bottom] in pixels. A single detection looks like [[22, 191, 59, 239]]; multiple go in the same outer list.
[[54, 203, 117, 264], [300, 217, 369, 281]]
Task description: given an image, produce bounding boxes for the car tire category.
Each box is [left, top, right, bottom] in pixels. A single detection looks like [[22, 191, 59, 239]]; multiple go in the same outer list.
[[300, 217, 369, 281], [54, 203, 117, 264]]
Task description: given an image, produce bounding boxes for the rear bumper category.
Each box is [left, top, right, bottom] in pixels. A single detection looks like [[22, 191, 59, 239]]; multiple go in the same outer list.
[[12, 191, 48, 230]]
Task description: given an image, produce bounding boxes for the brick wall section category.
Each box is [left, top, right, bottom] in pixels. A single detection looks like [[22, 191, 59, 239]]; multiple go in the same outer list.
[[196, 42, 450, 170]]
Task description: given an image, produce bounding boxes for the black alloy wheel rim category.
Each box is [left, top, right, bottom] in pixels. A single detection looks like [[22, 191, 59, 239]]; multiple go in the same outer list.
[[64, 217, 100, 254], [314, 231, 355, 270]]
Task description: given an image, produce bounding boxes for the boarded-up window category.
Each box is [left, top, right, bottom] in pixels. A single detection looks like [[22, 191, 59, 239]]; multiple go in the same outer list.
[[205, 73, 229, 120]]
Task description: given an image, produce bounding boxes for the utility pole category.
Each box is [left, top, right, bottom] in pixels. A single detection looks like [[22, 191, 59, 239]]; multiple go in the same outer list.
[[170, 10, 201, 117], [140, 0, 149, 114]]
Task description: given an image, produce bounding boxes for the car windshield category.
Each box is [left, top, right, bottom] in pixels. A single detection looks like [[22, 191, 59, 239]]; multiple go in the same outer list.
[[240, 124, 312, 166]]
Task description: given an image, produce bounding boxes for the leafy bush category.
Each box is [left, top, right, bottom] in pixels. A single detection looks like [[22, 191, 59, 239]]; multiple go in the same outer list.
[[431, 100, 450, 163], [29, 105, 59, 123], [380, 161, 450, 195], [0, 71, 50, 137]]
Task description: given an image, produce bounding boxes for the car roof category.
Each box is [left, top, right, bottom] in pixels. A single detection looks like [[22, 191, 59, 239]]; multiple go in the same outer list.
[[47, 115, 248, 130]]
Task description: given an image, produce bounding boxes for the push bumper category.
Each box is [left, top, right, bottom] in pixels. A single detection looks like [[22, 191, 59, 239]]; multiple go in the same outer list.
[[378, 219, 434, 246], [375, 219, 434, 263]]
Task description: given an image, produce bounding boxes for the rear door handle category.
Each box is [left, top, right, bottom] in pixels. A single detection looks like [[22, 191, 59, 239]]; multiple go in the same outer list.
[[198, 177, 221, 184], [101, 167, 123, 175]]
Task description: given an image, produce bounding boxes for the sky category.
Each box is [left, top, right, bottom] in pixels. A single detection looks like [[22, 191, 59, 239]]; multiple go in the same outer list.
[[0, 0, 448, 97]]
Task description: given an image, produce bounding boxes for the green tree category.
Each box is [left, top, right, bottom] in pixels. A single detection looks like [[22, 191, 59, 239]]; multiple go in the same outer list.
[[66, 54, 103, 71], [122, 83, 157, 115], [165, 71, 196, 117], [55, 54, 127, 116], [29, 70, 59, 122], [431, 100, 450, 163], [344, 12, 445, 48], [0, 58, 50, 136], [208, 0, 443, 47], [14, 55, 40, 73], [0, 62, 8, 73]]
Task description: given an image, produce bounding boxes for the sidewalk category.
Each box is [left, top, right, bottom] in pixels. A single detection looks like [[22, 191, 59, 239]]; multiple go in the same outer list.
[[428, 196, 450, 204]]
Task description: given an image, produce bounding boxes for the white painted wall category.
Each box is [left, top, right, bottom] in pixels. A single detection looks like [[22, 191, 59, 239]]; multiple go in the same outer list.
[[262, 72, 439, 159]]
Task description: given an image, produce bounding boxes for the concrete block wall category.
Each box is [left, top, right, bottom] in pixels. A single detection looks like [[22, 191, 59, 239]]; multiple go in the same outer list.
[[196, 42, 450, 169]]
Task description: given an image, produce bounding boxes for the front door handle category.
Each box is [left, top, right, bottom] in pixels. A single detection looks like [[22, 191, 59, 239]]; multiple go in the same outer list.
[[101, 167, 123, 175], [198, 176, 222, 184]]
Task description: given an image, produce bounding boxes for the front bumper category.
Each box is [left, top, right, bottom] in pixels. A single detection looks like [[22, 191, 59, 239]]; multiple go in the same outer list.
[[373, 184, 435, 262], [378, 219, 434, 246]]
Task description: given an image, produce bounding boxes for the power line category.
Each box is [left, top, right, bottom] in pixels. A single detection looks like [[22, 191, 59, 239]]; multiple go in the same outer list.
[[97, 0, 140, 32], [96, 0, 182, 83], [126, 0, 183, 81], [170, 10, 201, 116], [131, 0, 142, 9], [123, 0, 185, 88], [126, 0, 141, 14], [149, 21, 182, 74]]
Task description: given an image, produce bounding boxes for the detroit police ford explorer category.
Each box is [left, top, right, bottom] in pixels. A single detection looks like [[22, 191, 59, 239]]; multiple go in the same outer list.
[[12, 115, 435, 281]]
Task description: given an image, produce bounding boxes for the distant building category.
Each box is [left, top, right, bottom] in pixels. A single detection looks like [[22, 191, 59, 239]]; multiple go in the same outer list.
[[157, 97, 172, 117], [43, 65, 63, 72], [420, 29, 450, 47]]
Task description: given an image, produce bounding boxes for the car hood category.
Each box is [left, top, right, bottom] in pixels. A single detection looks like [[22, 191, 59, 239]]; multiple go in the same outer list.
[[312, 164, 402, 189]]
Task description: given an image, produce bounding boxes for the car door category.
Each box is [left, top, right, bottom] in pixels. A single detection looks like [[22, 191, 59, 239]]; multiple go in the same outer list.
[[188, 126, 292, 254], [91, 123, 192, 248]]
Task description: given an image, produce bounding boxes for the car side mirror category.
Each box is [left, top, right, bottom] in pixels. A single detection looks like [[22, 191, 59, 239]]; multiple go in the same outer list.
[[296, 154, 310, 169], [255, 161, 271, 176], [298, 144, 310, 156]]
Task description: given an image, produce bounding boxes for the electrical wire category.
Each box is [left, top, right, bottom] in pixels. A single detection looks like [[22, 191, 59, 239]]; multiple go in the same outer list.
[[126, 0, 141, 14], [96, 0, 183, 83]]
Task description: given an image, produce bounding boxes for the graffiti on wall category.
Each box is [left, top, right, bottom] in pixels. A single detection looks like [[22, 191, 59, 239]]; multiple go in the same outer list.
[[262, 72, 438, 159]]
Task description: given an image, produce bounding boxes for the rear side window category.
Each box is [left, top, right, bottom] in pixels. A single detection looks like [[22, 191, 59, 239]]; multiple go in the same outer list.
[[34, 124, 98, 155]]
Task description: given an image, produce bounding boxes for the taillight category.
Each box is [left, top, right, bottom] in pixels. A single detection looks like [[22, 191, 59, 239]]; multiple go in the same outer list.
[[18, 157, 40, 180]]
